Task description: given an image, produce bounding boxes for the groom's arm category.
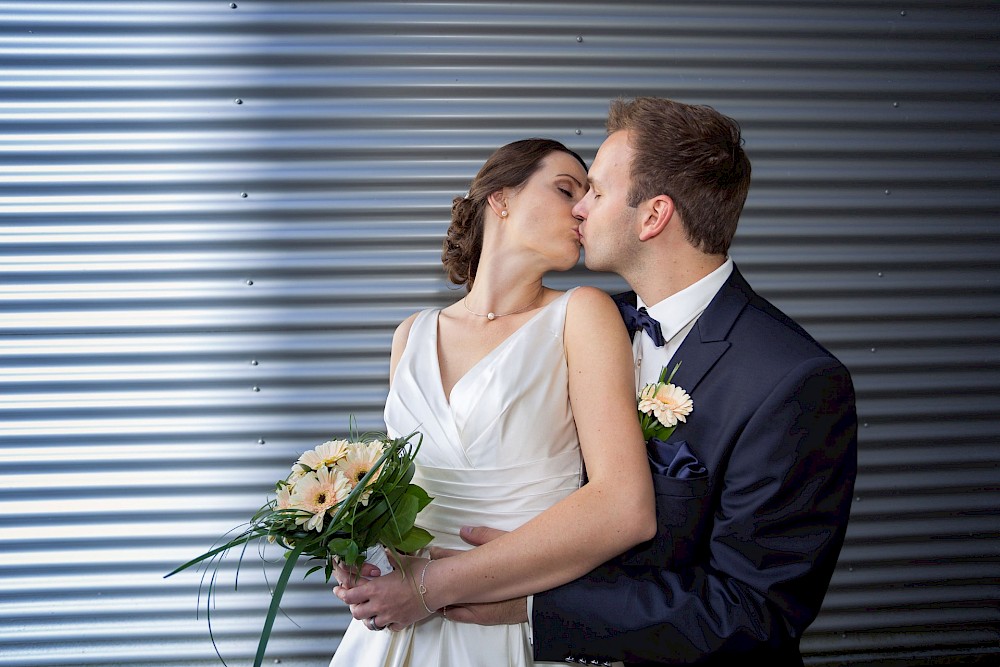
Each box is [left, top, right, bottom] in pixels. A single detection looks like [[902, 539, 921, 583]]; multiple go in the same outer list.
[[532, 357, 858, 664]]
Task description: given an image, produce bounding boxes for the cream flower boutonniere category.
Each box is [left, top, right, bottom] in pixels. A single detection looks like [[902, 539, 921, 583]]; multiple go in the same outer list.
[[638, 363, 694, 441]]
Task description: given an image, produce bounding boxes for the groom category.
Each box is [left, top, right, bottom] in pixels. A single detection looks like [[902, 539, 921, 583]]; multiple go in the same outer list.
[[450, 97, 858, 665]]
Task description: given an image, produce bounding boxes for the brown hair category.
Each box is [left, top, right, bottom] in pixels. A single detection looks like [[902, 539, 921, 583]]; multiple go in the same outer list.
[[442, 138, 586, 289], [607, 97, 751, 255]]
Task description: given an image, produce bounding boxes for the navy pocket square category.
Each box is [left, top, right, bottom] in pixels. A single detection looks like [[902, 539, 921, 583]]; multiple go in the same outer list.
[[647, 439, 707, 479]]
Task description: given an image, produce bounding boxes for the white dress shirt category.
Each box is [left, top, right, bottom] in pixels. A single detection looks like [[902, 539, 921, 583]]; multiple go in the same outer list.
[[633, 258, 733, 390]]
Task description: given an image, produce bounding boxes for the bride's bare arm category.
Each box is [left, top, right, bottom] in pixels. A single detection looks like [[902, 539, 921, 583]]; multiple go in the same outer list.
[[388, 312, 418, 387], [339, 287, 654, 626]]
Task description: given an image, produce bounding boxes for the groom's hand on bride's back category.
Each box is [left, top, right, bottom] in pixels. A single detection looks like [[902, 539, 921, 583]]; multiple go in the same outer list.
[[443, 598, 528, 625], [424, 524, 507, 562], [428, 525, 527, 625], [459, 524, 507, 546]]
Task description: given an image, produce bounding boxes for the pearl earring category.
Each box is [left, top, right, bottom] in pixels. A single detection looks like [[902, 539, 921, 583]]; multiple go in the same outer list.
[[501, 210, 508, 218]]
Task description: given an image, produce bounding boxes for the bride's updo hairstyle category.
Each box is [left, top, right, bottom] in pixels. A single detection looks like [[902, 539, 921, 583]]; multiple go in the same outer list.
[[443, 138, 586, 290]]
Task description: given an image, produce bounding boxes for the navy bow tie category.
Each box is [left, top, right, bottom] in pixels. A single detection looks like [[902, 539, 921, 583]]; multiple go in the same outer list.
[[616, 300, 666, 347]]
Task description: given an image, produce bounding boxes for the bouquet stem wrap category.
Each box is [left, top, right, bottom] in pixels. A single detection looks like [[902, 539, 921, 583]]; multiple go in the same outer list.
[[363, 543, 395, 575]]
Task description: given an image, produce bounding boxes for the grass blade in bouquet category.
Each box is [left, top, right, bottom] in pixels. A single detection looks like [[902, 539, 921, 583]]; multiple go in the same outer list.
[[166, 428, 433, 667]]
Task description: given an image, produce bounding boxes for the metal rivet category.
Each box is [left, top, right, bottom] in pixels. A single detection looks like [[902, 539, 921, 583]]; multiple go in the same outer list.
[[241, 192, 248, 198], [871, 347, 876, 352], [884, 189, 891, 195], [856, 496, 861, 502], [250, 359, 258, 366], [900, 10, 906, 16], [576, 35, 583, 42], [863, 422, 869, 428], [252, 386, 260, 392], [575, 129, 581, 135], [877, 271, 883, 277], [848, 566, 854, 572], [230, 2, 238, 7], [234, 98, 243, 104], [246, 279, 254, 285], [893, 102, 899, 108], [258, 438, 266, 445]]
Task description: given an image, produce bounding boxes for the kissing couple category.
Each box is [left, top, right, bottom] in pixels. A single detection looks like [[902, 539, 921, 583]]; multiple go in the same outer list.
[[330, 96, 857, 666]]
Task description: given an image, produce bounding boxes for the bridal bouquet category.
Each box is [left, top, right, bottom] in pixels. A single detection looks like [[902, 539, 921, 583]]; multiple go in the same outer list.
[[637, 363, 694, 441], [166, 428, 433, 667]]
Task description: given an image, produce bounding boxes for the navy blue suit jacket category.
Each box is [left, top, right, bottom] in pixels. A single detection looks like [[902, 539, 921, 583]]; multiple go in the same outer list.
[[533, 266, 858, 666]]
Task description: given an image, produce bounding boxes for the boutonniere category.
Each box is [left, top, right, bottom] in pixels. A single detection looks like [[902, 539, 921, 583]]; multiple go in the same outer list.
[[637, 363, 694, 441]]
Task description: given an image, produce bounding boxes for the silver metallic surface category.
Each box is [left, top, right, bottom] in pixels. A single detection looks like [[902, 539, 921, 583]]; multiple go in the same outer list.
[[1, 2, 998, 665]]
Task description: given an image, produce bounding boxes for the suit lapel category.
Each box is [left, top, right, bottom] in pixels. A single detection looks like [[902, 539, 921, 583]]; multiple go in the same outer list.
[[670, 267, 754, 394]]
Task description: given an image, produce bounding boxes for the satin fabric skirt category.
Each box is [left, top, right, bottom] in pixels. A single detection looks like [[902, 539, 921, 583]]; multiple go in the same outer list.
[[330, 612, 566, 667]]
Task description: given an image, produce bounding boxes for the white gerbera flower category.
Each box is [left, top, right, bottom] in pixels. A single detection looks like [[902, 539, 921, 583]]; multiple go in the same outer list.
[[289, 466, 350, 532], [638, 383, 694, 428], [335, 441, 386, 505], [293, 438, 350, 474]]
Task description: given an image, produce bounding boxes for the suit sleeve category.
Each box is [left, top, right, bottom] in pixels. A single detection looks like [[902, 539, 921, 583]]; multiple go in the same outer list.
[[532, 356, 858, 664]]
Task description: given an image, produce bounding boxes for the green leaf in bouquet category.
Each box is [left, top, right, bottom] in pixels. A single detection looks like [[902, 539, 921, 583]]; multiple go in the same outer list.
[[392, 460, 416, 487], [326, 537, 356, 561], [392, 525, 434, 554], [350, 497, 390, 531], [327, 537, 351, 551], [343, 538, 361, 569], [379, 492, 419, 546], [347, 514, 383, 551], [406, 484, 433, 512]]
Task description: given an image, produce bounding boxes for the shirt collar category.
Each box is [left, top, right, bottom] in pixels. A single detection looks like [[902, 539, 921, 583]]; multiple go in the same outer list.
[[637, 257, 734, 344]]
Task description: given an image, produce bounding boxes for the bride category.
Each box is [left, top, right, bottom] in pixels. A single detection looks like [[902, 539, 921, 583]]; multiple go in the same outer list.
[[330, 138, 654, 666]]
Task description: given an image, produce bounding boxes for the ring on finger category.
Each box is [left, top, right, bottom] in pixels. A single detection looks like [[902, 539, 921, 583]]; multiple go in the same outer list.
[[366, 616, 383, 631]]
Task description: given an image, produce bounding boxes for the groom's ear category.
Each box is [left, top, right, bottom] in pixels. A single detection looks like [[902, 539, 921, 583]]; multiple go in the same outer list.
[[637, 194, 676, 241]]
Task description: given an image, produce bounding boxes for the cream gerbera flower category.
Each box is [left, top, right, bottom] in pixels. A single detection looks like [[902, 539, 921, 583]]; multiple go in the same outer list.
[[335, 441, 386, 505], [294, 438, 350, 474], [289, 466, 350, 532], [638, 383, 694, 428], [276, 482, 294, 510]]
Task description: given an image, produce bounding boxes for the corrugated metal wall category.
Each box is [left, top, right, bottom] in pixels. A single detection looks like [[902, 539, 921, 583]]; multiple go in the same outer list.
[[1, 2, 998, 665]]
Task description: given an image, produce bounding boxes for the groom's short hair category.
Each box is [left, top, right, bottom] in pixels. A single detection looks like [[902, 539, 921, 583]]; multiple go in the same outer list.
[[607, 97, 751, 256]]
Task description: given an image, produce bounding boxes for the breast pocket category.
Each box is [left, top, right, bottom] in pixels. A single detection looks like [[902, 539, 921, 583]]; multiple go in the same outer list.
[[621, 441, 712, 567]]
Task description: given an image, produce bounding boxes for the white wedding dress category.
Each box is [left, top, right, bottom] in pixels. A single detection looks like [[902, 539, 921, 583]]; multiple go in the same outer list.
[[330, 288, 582, 667]]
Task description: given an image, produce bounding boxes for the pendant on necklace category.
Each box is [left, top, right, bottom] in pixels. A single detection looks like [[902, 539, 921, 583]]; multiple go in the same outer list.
[[487, 312, 496, 321]]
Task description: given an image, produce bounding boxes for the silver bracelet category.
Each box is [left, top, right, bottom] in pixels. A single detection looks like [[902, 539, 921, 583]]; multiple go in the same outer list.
[[417, 559, 434, 614]]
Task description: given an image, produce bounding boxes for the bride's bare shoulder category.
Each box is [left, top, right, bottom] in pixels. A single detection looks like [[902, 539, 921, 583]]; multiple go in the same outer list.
[[388, 311, 426, 384], [565, 286, 629, 348], [566, 285, 618, 319]]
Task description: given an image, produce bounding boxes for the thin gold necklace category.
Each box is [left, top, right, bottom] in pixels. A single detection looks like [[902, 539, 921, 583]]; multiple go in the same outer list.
[[462, 287, 543, 321]]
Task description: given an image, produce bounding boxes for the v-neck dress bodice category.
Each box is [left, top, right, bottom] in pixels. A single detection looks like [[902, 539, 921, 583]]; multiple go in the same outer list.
[[330, 288, 582, 666]]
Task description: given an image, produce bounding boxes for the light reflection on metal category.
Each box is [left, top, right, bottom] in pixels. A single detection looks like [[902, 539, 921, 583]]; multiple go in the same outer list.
[[1, 2, 998, 666]]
